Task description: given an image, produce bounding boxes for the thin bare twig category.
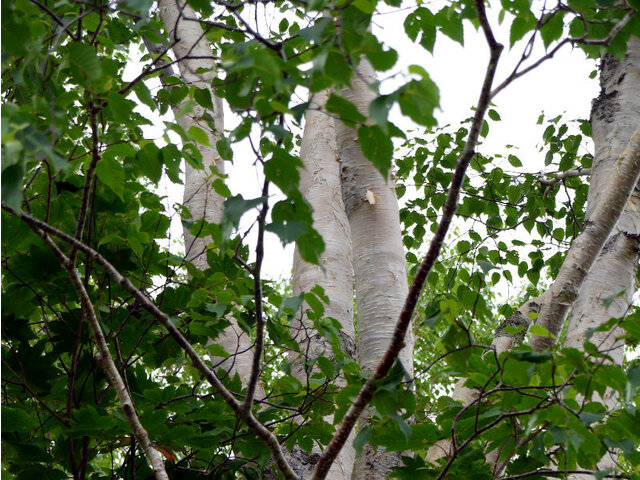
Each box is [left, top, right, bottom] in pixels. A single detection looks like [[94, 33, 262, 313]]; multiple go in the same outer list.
[[241, 178, 270, 413]]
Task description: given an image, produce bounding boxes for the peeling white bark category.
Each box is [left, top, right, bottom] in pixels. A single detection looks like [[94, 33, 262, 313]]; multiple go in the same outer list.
[[334, 59, 414, 480], [158, 0, 258, 391], [564, 38, 640, 480], [288, 90, 356, 480]]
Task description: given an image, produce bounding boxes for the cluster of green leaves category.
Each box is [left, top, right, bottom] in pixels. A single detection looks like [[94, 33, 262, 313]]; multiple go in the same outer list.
[[386, 313, 640, 479], [390, 109, 640, 477]]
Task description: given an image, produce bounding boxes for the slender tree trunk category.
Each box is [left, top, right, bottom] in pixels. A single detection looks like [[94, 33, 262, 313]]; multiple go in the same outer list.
[[564, 38, 640, 480], [335, 59, 415, 480], [158, 0, 258, 390], [287, 90, 357, 479]]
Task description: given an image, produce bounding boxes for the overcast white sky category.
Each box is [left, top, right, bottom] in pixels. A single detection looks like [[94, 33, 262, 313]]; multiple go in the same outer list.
[[132, 4, 599, 279], [228, 7, 598, 278]]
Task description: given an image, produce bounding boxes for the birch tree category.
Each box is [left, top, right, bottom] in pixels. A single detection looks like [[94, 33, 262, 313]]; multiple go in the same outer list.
[[156, 0, 259, 393], [334, 58, 415, 480], [288, 89, 356, 478], [2, 1, 640, 480]]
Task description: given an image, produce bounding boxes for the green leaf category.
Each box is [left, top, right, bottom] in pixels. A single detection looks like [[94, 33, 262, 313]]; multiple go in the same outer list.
[[507, 154, 522, 167], [628, 365, 640, 389], [1, 163, 25, 210], [540, 12, 565, 48], [529, 324, 556, 339], [230, 117, 253, 142], [478, 260, 496, 274], [358, 125, 393, 178], [436, 7, 464, 46], [221, 196, 266, 236], [389, 412, 412, 439], [67, 43, 102, 86], [352, 0, 377, 14], [96, 156, 125, 200], [397, 72, 439, 127], [107, 92, 136, 124], [316, 356, 335, 378], [369, 94, 395, 132], [264, 148, 302, 196], [188, 126, 210, 146], [326, 94, 366, 127], [135, 143, 162, 183], [353, 425, 373, 455], [193, 87, 213, 110], [1, 406, 36, 432], [511, 349, 553, 363], [510, 15, 537, 46], [133, 81, 157, 109], [265, 221, 307, 245], [217, 138, 233, 161]]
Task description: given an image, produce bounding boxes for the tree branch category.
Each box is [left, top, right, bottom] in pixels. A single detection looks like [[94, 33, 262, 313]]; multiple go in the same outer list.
[[22, 222, 169, 480], [311, 0, 504, 476], [530, 124, 640, 350], [6, 207, 301, 480], [538, 167, 592, 186], [241, 179, 270, 413]]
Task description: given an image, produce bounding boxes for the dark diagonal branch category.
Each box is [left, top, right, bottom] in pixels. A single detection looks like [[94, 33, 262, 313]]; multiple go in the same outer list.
[[310, 1, 504, 478], [6, 207, 301, 480], [21, 222, 169, 480]]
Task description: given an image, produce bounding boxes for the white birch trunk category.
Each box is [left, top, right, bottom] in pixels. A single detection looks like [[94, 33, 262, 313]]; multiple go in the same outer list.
[[335, 59, 415, 480], [287, 90, 356, 479], [564, 38, 640, 480], [158, 0, 258, 391]]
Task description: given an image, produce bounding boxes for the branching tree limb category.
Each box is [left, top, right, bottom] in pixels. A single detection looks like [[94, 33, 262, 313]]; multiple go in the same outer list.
[[21, 222, 169, 480], [531, 124, 640, 351], [5, 207, 301, 480]]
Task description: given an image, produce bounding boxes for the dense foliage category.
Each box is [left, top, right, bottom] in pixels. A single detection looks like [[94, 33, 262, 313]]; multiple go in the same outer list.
[[2, 0, 639, 479]]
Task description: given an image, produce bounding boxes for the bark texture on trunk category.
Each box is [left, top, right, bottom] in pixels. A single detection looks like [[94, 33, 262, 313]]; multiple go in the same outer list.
[[158, 0, 258, 390], [335, 59, 415, 480], [287, 90, 356, 480], [564, 38, 640, 480]]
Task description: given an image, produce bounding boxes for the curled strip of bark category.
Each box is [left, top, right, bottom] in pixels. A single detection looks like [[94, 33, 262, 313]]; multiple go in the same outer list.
[[23, 224, 169, 480], [539, 167, 592, 186], [311, 2, 503, 478], [531, 125, 640, 351], [7, 209, 301, 480]]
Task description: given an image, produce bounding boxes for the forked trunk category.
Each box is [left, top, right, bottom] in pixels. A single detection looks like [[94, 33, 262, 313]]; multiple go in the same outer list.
[[288, 90, 356, 479], [564, 37, 640, 480], [335, 59, 415, 480]]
